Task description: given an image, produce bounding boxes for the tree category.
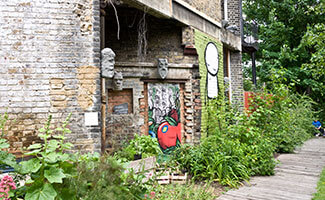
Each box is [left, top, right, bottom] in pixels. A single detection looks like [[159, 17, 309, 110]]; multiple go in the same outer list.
[[301, 2, 325, 101], [243, 0, 325, 117]]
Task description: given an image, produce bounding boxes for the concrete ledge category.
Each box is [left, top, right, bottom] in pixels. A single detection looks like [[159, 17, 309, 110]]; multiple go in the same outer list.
[[125, 156, 156, 173], [122, 0, 172, 18], [115, 62, 194, 69], [173, 0, 222, 28], [221, 30, 242, 51]]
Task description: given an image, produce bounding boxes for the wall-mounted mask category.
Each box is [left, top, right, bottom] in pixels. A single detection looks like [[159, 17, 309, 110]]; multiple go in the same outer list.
[[113, 72, 123, 91], [158, 58, 168, 79]]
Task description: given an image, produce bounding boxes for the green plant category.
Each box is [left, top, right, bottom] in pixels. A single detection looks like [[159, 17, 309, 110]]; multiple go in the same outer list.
[[69, 154, 153, 200], [0, 113, 18, 172], [171, 86, 315, 188], [172, 136, 251, 188], [313, 166, 325, 200], [116, 134, 162, 162], [146, 181, 219, 200], [13, 114, 77, 200]]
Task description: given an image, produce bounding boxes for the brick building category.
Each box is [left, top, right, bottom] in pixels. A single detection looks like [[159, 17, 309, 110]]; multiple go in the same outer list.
[[0, 0, 243, 153]]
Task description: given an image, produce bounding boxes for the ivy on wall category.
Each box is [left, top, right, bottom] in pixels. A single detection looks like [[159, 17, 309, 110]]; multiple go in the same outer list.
[[194, 30, 225, 138]]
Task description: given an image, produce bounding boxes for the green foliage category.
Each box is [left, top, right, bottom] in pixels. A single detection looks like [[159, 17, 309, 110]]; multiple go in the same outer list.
[[171, 87, 315, 187], [1, 114, 157, 200], [115, 134, 162, 162], [172, 137, 251, 187], [313, 167, 325, 200], [68, 155, 150, 200], [0, 113, 19, 172], [146, 182, 218, 200], [243, 0, 325, 119], [12, 114, 77, 200]]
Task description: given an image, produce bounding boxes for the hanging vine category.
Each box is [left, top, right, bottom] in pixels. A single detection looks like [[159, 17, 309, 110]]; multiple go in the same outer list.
[[105, 0, 120, 40], [137, 8, 148, 62]]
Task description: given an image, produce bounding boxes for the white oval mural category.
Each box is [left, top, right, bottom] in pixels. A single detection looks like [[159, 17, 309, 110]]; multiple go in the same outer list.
[[205, 42, 219, 99]]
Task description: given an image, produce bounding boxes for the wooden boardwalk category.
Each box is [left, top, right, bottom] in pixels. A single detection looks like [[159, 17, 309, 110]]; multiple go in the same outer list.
[[217, 138, 325, 200]]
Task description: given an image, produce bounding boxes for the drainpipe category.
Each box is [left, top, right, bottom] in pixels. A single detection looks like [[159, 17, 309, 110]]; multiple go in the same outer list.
[[251, 51, 257, 86]]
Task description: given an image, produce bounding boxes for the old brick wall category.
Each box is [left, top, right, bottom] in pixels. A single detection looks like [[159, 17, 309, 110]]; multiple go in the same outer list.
[[105, 78, 145, 150], [106, 7, 197, 64], [230, 51, 244, 106], [0, 0, 102, 153], [102, 6, 199, 148], [182, 0, 222, 22], [227, 0, 241, 35]]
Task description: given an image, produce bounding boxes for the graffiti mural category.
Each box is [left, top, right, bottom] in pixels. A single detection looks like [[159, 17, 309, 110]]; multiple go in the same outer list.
[[148, 83, 181, 153], [205, 42, 219, 99]]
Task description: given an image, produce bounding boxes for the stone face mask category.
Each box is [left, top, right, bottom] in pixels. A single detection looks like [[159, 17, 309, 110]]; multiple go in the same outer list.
[[113, 72, 123, 91], [158, 58, 168, 79]]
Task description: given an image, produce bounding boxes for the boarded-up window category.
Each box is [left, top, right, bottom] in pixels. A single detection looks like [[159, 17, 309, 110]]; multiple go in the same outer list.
[[108, 89, 133, 114]]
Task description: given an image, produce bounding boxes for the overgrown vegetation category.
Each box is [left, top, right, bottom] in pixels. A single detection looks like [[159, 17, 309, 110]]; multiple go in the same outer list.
[[170, 86, 315, 187], [243, 0, 325, 119], [115, 134, 162, 162], [68, 155, 150, 200], [146, 182, 219, 200], [0, 114, 154, 200], [0, 83, 317, 198], [313, 167, 325, 200]]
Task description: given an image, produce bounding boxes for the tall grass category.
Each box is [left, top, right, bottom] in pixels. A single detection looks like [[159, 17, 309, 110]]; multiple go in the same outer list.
[[171, 89, 316, 187]]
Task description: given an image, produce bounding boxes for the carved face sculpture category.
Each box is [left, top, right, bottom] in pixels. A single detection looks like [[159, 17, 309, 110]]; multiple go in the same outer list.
[[158, 58, 168, 79], [113, 72, 123, 91], [101, 48, 115, 78]]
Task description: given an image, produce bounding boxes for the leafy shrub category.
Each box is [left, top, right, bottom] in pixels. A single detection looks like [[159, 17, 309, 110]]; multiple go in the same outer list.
[[146, 182, 218, 200], [0, 113, 18, 172], [172, 136, 251, 187], [11, 114, 77, 200], [115, 134, 162, 162], [171, 87, 315, 187], [68, 155, 150, 200], [245, 92, 314, 153]]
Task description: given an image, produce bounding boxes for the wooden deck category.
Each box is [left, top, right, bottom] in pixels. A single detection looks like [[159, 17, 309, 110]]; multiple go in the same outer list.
[[217, 138, 325, 200]]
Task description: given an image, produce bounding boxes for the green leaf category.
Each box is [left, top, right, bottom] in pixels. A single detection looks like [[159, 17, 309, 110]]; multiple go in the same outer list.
[[58, 153, 70, 162], [27, 143, 42, 150], [0, 142, 9, 149], [20, 158, 41, 174], [47, 140, 59, 152], [61, 142, 74, 150], [44, 167, 66, 183], [39, 128, 46, 133], [52, 135, 65, 140], [38, 134, 50, 140], [165, 116, 177, 126], [44, 152, 59, 163], [55, 127, 63, 132], [0, 151, 17, 168], [25, 183, 57, 200], [63, 128, 71, 134], [25, 149, 41, 156], [25, 179, 34, 185]]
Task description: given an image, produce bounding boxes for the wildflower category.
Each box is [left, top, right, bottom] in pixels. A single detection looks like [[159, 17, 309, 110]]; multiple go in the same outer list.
[[0, 175, 16, 200], [150, 191, 155, 199]]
